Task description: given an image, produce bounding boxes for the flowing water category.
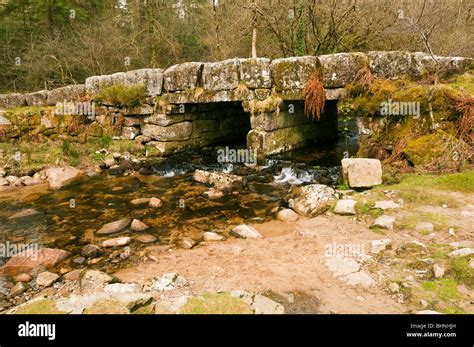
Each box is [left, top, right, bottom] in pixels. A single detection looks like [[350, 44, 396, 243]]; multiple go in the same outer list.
[[0, 118, 359, 273]]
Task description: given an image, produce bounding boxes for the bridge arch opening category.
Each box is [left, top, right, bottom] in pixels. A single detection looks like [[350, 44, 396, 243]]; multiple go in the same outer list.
[[148, 98, 338, 158]]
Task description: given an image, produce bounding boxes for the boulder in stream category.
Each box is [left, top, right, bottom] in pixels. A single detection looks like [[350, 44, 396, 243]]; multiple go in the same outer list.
[[1, 248, 70, 276], [288, 184, 336, 217], [193, 169, 247, 191], [40, 166, 84, 190], [96, 218, 131, 235]]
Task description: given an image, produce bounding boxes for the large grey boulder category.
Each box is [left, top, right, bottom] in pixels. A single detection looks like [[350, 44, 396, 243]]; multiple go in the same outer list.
[[85, 68, 163, 96], [368, 51, 413, 79], [193, 169, 247, 191], [239, 58, 272, 88], [319, 52, 368, 88], [115, 69, 163, 95], [146, 69, 164, 95], [163, 62, 203, 92], [411, 52, 473, 78], [341, 158, 382, 188], [85, 74, 114, 93], [25, 90, 48, 106], [46, 85, 86, 105], [142, 121, 193, 141], [289, 184, 336, 217], [202, 59, 240, 91], [270, 56, 321, 90], [0, 93, 26, 108]]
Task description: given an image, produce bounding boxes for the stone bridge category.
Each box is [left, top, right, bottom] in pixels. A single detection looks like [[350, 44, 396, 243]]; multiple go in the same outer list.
[[0, 51, 471, 157]]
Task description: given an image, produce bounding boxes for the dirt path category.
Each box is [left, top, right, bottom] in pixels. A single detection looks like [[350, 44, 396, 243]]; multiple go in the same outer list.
[[114, 215, 405, 313]]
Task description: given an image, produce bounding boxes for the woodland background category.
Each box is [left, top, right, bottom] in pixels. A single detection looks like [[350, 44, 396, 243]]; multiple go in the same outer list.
[[0, 0, 472, 93]]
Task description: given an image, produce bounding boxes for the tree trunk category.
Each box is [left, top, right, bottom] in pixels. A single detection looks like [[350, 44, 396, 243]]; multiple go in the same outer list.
[[251, 0, 257, 58], [251, 26, 257, 58]]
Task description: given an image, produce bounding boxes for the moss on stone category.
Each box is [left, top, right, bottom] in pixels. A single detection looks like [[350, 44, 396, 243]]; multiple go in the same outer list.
[[12, 298, 66, 314], [4, 106, 54, 127], [403, 130, 450, 166], [248, 95, 282, 114], [349, 74, 474, 171], [179, 292, 253, 314], [132, 303, 156, 314]]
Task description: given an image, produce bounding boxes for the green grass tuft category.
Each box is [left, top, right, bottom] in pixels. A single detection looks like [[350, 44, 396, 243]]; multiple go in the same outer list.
[[422, 279, 459, 301], [447, 256, 473, 289], [180, 292, 253, 314], [95, 84, 147, 108]]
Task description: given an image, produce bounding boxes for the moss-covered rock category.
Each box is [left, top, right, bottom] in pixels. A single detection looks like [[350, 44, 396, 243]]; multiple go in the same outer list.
[[163, 62, 204, 92], [202, 59, 240, 91], [403, 130, 449, 166], [348, 73, 473, 172], [179, 292, 253, 314], [319, 52, 368, 88], [9, 297, 67, 314], [239, 58, 272, 89], [271, 56, 322, 91], [86, 122, 103, 137]]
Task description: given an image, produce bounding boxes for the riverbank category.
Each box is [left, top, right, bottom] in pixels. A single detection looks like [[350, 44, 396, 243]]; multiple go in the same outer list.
[[1, 168, 472, 314]]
